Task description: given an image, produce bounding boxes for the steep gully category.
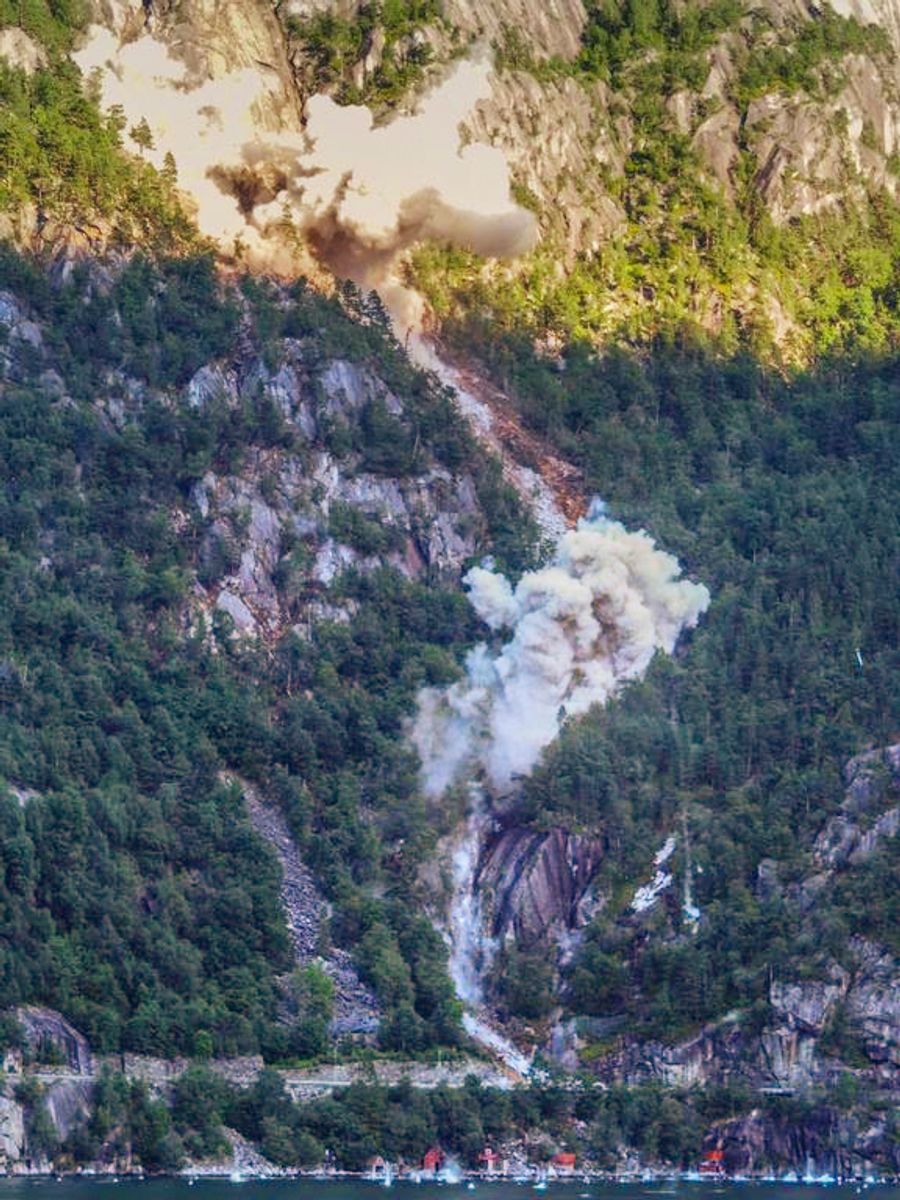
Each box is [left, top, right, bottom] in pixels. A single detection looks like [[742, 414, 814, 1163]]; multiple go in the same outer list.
[[411, 334, 588, 1077], [238, 780, 381, 1040]]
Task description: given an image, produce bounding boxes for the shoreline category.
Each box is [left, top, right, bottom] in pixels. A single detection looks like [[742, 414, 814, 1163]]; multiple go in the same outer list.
[[3, 1167, 897, 1186]]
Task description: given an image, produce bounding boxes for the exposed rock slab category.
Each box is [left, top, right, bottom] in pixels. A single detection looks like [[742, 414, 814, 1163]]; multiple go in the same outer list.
[[478, 825, 604, 949], [15, 1005, 93, 1074], [445, 0, 587, 61], [0, 28, 46, 72]]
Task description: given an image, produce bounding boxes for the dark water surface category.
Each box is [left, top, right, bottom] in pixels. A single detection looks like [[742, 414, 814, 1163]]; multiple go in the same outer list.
[[0, 1181, 898, 1200]]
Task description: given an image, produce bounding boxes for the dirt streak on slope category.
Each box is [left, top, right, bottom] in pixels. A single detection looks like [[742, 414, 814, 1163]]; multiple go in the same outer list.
[[433, 341, 587, 530]]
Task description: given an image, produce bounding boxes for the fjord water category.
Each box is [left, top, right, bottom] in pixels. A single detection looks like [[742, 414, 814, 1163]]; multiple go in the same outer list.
[[1, 1183, 899, 1200]]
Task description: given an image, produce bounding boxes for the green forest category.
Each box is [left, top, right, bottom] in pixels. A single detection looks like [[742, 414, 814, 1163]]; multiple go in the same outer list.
[[494, 341, 898, 1038], [25, 1060, 887, 1173], [0, 244, 536, 1058], [2, 232, 896, 1059]]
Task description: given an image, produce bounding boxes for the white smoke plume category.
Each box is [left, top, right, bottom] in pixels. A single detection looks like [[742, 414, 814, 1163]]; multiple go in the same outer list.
[[74, 26, 535, 331], [413, 505, 711, 797]]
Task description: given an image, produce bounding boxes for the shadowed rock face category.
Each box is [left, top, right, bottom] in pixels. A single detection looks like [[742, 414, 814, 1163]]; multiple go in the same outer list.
[[584, 938, 900, 1094], [16, 1005, 92, 1074], [43, 1078, 94, 1142], [708, 1105, 900, 1178], [477, 825, 604, 949]]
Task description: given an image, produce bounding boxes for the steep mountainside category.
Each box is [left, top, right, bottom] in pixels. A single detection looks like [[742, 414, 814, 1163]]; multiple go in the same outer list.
[[0, 0, 898, 1180]]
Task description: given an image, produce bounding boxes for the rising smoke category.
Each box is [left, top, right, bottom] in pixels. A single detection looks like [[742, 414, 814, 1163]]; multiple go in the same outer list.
[[75, 27, 536, 332], [77, 18, 708, 816], [413, 504, 711, 797]]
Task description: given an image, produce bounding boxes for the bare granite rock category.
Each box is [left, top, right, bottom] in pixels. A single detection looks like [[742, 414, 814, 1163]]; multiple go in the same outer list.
[[813, 743, 900, 871], [0, 1095, 25, 1167], [0, 28, 46, 72], [845, 938, 900, 1067], [15, 1005, 93, 1075], [478, 825, 605, 950]]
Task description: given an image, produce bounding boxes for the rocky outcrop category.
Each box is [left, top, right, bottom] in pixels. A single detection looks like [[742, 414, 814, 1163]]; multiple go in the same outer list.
[[92, 0, 300, 132], [0, 1094, 25, 1167], [587, 1010, 749, 1090], [579, 738, 899, 1093], [42, 1078, 94, 1143], [465, 71, 627, 257], [15, 1006, 93, 1075], [61, 0, 900, 344], [454, 0, 900, 238], [187, 1127, 284, 1177], [0, 27, 46, 71], [743, 60, 900, 224], [0, 1010, 97, 1167], [583, 935, 899, 1095], [181, 336, 482, 641], [0, 291, 43, 374], [832, 0, 900, 61], [845, 938, 900, 1068], [478, 825, 604, 951], [445, 0, 587, 61], [800, 743, 900, 902]]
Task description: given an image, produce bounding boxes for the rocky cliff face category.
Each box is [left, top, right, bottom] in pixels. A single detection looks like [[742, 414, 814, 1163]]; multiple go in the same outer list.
[[833, 0, 900, 54], [270, 0, 900, 234], [707, 1103, 900, 1178], [66, 0, 900, 316], [809, 744, 900, 876], [0, 1007, 95, 1171], [580, 931, 898, 1096], [96, 0, 300, 129], [464, 1, 900, 236], [444, 0, 587, 61], [3, 278, 485, 650], [478, 824, 604, 951], [466, 71, 627, 255], [14, 1007, 93, 1075], [181, 341, 482, 642]]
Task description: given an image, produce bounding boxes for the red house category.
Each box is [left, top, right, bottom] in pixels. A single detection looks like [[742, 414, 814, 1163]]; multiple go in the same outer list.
[[423, 1147, 445, 1173], [552, 1152, 577, 1175], [700, 1149, 726, 1178], [479, 1148, 500, 1174]]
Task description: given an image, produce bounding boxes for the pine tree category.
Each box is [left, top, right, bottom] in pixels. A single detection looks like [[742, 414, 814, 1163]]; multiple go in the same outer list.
[[129, 117, 155, 155]]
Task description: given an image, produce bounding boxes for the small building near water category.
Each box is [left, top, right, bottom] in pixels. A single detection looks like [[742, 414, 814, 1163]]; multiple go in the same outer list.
[[552, 1152, 577, 1175], [479, 1147, 500, 1174], [423, 1147, 446, 1173], [700, 1149, 726, 1178]]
